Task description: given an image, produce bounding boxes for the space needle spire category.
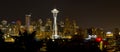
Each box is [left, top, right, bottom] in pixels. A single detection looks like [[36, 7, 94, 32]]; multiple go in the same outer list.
[[51, 8, 59, 39]]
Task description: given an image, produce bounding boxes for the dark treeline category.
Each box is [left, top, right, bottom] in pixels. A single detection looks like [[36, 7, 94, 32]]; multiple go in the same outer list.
[[0, 29, 43, 52]]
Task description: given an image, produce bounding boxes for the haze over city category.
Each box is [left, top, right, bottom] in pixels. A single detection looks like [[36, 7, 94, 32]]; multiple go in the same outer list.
[[0, 0, 120, 31]]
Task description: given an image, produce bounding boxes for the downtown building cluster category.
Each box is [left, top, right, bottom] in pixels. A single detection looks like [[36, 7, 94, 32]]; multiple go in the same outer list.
[[0, 9, 119, 49]]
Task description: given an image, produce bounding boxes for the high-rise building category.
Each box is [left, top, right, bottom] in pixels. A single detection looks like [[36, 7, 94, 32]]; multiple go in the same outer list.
[[16, 20, 21, 30], [45, 18, 52, 32], [25, 14, 31, 31], [63, 18, 71, 36], [1, 20, 8, 33]]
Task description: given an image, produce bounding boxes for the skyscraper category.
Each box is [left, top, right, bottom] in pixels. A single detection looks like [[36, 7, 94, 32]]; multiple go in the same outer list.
[[25, 14, 31, 31]]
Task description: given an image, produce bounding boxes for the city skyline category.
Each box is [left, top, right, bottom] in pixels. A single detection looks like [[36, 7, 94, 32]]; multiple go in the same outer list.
[[0, 0, 120, 31]]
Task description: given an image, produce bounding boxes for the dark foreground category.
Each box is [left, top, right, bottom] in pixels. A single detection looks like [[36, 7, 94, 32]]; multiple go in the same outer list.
[[0, 31, 108, 52], [0, 38, 108, 52]]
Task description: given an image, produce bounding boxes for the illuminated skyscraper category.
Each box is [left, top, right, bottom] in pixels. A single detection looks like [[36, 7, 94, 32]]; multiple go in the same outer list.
[[16, 20, 21, 30], [25, 14, 31, 31], [1, 20, 8, 33]]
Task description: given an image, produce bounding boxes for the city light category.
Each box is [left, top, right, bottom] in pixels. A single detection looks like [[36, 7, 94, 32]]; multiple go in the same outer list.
[[106, 32, 113, 37]]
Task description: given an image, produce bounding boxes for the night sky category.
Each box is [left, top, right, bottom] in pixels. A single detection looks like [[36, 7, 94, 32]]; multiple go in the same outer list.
[[0, 0, 120, 31]]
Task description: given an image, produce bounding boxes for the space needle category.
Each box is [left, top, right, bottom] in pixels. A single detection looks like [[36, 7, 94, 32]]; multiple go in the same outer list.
[[51, 8, 60, 39]]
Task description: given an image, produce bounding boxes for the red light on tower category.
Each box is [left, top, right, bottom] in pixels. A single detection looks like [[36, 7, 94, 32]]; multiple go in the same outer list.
[[95, 37, 102, 42]]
